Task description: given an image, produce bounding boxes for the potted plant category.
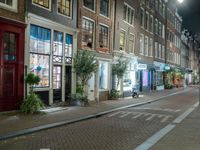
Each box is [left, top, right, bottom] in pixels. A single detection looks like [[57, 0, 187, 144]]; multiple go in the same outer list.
[[20, 73, 44, 114], [109, 89, 120, 100]]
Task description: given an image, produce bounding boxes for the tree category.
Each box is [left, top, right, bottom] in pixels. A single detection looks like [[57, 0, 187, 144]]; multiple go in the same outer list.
[[73, 50, 98, 96], [112, 56, 129, 89]]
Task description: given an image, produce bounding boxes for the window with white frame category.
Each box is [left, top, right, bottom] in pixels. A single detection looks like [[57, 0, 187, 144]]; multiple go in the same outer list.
[[155, 19, 158, 35], [30, 24, 51, 87], [145, 12, 149, 30], [162, 45, 165, 60], [149, 15, 153, 33], [65, 34, 73, 59], [158, 22, 162, 36], [100, 0, 109, 17], [0, 0, 17, 11], [120, 30, 126, 51], [144, 36, 148, 56], [149, 38, 153, 57], [140, 8, 144, 27], [53, 31, 63, 63], [155, 42, 158, 58], [129, 34, 135, 53], [162, 24, 165, 39], [81, 18, 94, 49], [140, 34, 144, 54], [83, 0, 95, 11], [99, 25, 109, 51], [33, 0, 49, 9], [58, 0, 71, 17], [159, 44, 162, 59], [123, 3, 135, 25], [162, 3, 165, 17]]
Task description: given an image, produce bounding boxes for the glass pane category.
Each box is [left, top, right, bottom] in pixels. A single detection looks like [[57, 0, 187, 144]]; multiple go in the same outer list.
[[30, 25, 51, 54], [6, 0, 12, 6], [3, 32, 16, 61], [53, 31, 63, 57], [53, 66, 62, 89], [99, 61, 108, 89], [83, 0, 94, 10], [81, 19, 94, 49], [30, 54, 49, 87], [65, 34, 73, 57]]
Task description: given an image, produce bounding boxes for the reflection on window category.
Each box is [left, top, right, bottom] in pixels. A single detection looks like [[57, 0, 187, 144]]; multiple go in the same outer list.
[[33, 0, 49, 8], [30, 24, 51, 87], [53, 66, 62, 89], [65, 34, 73, 57], [3, 32, 16, 61], [83, 0, 94, 11], [99, 61, 108, 90], [99, 25, 108, 52], [30, 25, 51, 54], [53, 31, 63, 63], [100, 0, 109, 17], [120, 30, 125, 51], [30, 54, 49, 87], [82, 18, 94, 49], [58, 0, 71, 16], [129, 34, 135, 53]]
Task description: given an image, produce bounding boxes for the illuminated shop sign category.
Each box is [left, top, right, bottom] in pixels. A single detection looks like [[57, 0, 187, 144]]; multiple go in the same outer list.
[[137, 64, 147, 70]]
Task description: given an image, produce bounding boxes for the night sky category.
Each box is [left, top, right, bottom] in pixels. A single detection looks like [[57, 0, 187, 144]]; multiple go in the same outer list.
[[178, 0, 200, 35]]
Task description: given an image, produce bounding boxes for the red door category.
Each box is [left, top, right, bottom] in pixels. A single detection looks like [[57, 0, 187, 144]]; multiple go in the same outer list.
[[0, 31, 19, 111]]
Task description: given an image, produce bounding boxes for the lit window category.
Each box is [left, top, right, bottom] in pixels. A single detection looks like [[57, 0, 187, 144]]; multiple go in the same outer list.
[[33, 0, 49, 8], [58, 0, 71, 17], [100, 0, 109, 17], [144, 36, 148, 56], [81, 18, 94, 49], [30, 25, 51, 87], [129, 34, 135, 53], [83, 0, 95, 11], [53, 31, 63, 63], [99, 61, 108, 90], [140, 34, 144, 54], [120, 30, 126, 51], [99, 25, 109, 52]]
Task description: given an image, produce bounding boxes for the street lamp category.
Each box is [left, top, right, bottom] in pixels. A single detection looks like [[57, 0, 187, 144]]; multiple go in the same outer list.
[[177, 0, 184, 3]]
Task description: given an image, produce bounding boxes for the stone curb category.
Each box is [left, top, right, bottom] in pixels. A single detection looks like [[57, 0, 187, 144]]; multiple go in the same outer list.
[[0, 89, 187, 141]]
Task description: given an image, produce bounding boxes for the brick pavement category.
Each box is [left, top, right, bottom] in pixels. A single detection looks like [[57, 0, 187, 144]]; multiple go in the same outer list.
[[0, 87, 188, 139], [150, 106, 200, 150]]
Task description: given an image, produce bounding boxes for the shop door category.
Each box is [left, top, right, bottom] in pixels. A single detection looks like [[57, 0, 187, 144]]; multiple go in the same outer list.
[[0, 31, 18, 110], [65, 66, 71, 100], [53, 66, 62, 102], [88, 74, 95, 101]]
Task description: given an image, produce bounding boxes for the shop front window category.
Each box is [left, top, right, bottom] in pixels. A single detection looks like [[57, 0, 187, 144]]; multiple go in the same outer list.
[[65, 34, 73, 64], [156, 71, 163, 86], [143, 70, 148, 86], [30, 24, 51, 87], [53, 31, 63, 63], [99, 61, 108, 90]]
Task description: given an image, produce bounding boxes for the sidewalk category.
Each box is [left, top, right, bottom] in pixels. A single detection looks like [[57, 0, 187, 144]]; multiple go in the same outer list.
[[150, 105, 200, 150], [0, 87, 188, 140]]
